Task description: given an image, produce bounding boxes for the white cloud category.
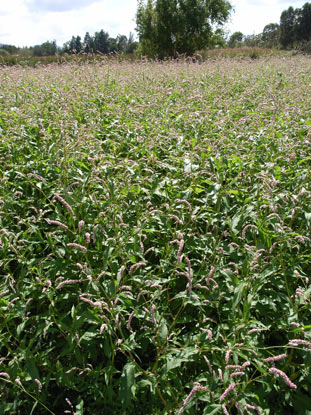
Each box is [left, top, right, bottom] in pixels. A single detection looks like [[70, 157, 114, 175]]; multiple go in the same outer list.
[[226, 0, 306, 35], [26, 0, 99, 12], [0, 0, 137, 47], [0, 0, 308, 47]]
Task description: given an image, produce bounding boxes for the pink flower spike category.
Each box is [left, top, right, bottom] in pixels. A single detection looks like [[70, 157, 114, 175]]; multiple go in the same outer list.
[[56, 280, 79, 290], [85, 232, 91, 244], [225, 349, 232, 364], [222, 404, 230, 415], [177, 239, 184, 264], [244, 403, 261, 414], [53, 193, 75, 217], [206, 266, 215, 285], [178, 384, 208, 415], [8, 297, 20, 307], [15, 378, 23, 388], [288, 339, 311, 348], [218, 368, 223, 381], [263, 353, 286, 363], [230, 371, 245, 378], [67, 243, 87, 253], [129, 262, 146, 274], [46, 219, 68, 230], [0, 290, 9, 297], [219, 383, 236, 401], [34, 378, 42, 392], [268, 368, 297, 389], [204, 356, 213, 373], [242, 224, 258, 240]]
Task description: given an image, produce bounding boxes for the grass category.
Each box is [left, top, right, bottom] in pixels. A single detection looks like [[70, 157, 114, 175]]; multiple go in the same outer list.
[[0, 55, 311, 415]]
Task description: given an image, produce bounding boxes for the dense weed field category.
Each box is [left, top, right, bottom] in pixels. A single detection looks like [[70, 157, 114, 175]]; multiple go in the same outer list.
[[0, 56, 311, 415]]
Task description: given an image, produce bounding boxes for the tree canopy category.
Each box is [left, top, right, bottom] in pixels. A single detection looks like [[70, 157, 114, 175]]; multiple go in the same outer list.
[[279, 2, 311, 48], [136, 0, 232, 57], [228, 31, 244, 48]]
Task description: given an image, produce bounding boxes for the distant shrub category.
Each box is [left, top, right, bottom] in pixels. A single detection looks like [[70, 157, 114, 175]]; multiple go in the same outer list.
[[200, 47, 285, 60], [0, 49, 9, 56], [298, 40, 311, 54]]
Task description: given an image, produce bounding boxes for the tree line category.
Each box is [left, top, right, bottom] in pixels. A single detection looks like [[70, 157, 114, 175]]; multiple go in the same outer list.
[[0, 1, 311, 59], [228, 2, 311, 50], [62, 31, 137, 55], [0, 30, 137, 58]]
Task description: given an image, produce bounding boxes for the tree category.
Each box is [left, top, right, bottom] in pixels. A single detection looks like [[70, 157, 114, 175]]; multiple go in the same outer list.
[[209, 28, 227, 48], [228, 31, 243, 48], [242, 34, 262, 47], [279, 6, 298, 48], [116, 35, 128, 52], [63, 36, 81, 54], [75, 36, 82, 53], [83, 32, 95, 53], [136, 0, 232, 57], [0, 44, 18, 54], [297, 2, 311, 42], [33, 40, 57, 56], [262, 23, 279, 48], [94, 30, 109, 53], [125, 32, 138, 53], [108, 37, 118, 53]]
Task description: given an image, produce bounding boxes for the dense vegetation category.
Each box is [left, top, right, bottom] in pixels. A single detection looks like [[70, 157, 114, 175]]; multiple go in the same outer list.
[[0, 56, 311, 414], [0, 31, 137, 59], [2, 1, 311, 63], [228, 2, 311, 51], [136, 0, 232, 57]]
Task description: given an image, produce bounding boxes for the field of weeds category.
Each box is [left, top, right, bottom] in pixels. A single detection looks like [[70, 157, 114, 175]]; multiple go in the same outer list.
[[0, 56, 311, 415]]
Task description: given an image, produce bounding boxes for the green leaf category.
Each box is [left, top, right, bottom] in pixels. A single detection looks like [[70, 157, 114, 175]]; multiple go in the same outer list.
[[120, 362, 136, 408], [25, 358, 40, 380], [75, 398, 84, 415], [30, 401, 38, 415], [292, 390, 311, 415], [203, 404, 222, 415], [159, 321, 168, 343], [232, 282, 246, 315]]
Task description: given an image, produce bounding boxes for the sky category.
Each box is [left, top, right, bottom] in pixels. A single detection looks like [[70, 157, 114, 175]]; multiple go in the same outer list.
[[0, 0, 308, 47]]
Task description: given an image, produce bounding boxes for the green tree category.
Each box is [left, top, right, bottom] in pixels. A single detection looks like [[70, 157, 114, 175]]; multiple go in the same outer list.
[[117, 34, 128, 52], [0, 44, 18, 54], [83, 32, 95, 53], [279, 6, 298, 48], [108, 37, 118, 53], [74, 36, 82, 53], [228, 31, 243, 48], [243, 34, 262, 47], [262, 23, 279, 48], [297, 2, 311, 42], [0, 49, 9, 56], [125, 32, 138, 53], [63, 36, 80, 53], [209, 28, 227, 48], [94, 30, 110, 53], [33, 40, 57, 56], [136, 0, 232, 57]]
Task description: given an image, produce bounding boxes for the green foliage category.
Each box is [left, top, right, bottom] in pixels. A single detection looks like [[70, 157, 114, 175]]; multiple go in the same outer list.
[[0, 56, 311, 414], [228, 31, 244, 48], [33, 41, 57, 57], [280, 6, 298, 49], [136, 0, 232, 57], [279, 2, 311, 49], [297, 2, 311, 42], [62, 30, 138, 55], [262, 23, 280, 48], [0, 49, 10, 56]]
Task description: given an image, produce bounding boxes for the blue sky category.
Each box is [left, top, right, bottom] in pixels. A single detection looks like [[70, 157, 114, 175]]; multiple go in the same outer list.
[[0, 0, 307, 47]]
